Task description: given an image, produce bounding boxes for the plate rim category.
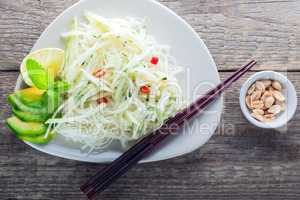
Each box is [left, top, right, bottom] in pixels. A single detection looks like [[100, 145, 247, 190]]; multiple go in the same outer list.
[[15, 0, 223, 163]]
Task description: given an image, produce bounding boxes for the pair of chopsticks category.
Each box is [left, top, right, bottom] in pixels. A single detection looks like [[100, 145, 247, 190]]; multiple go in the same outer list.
[[81, 60, 257, 199]]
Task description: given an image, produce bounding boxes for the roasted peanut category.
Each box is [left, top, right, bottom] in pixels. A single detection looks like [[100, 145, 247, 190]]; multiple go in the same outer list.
[[246, 79, 285, 123]]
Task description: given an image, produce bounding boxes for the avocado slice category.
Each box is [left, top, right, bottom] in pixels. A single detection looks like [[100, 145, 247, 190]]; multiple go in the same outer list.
[[16, 87, 45, 105], [6, 116, 47, 137], [18, 132, 56, 145], [8, 94, 47, 115], [12, 108, 48, 122]]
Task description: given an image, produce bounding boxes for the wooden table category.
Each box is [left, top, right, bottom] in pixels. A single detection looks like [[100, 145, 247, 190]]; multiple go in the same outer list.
[[1, 0, 300, 199]]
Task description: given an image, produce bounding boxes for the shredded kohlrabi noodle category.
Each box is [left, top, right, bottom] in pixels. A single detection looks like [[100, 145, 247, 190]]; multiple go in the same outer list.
[[46, 12, 185, 151]]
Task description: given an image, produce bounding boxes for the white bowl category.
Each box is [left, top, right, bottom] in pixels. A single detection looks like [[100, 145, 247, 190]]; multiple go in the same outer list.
[[14, 0, 222, 163], [240, 71, 297, 129]]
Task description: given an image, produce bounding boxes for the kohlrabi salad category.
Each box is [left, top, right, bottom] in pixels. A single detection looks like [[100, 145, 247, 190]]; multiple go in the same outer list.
[[6, 12, 184, 152]]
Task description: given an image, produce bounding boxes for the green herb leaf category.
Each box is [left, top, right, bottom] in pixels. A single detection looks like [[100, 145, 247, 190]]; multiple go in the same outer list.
[[53, 81, 70, 93], [26, 59, 54, 90]]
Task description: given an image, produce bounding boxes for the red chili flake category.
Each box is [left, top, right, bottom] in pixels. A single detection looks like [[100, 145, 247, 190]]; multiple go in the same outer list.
[[93, 68, 106, 78], [150, 57, 159, 65], [97, 97, 109, 104], [140, 86, 151, 94]]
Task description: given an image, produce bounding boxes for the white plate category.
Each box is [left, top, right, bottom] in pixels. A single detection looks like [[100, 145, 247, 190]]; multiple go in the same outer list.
[[15, 0, 222, 163]]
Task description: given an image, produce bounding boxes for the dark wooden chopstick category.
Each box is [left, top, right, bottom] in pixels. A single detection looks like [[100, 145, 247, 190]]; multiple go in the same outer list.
[[81, 60, 257, 199]]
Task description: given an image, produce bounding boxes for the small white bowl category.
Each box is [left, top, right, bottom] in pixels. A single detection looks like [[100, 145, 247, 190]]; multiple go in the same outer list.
[[240, 71, 297, 129]]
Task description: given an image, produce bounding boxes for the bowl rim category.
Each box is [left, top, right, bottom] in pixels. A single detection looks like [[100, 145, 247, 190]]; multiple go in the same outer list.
[[239, 71, 297, 129]]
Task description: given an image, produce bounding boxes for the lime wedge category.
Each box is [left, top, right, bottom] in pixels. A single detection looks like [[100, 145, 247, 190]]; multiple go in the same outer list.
[[21, 48, 65, 86]]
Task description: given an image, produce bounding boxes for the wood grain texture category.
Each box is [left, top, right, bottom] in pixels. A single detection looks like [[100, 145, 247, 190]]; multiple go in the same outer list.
[[1, 0, 300, 71], [1, 71, 300, 200]]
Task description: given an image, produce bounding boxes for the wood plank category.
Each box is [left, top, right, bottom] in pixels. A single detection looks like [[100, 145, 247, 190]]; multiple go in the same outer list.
[[1, 134, 300, 200], [1, 0, 300, 71], [1, 71, 300, 199]]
